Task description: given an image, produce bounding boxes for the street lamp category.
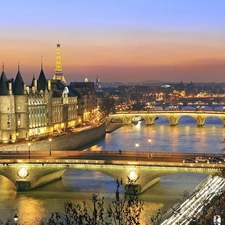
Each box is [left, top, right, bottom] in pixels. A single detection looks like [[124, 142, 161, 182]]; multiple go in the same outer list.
[[148, 138, 151, 157], [135, 142, 139, 161], [16, 133, 19, 151], [14, 213, 18, 224], [49, 138, 52, 156], [28, 142, 31, 159]]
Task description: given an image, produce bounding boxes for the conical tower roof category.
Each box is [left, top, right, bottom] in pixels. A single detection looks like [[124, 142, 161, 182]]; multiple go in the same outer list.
[[0, 65, 9, 95], [37, 68, 48, 91], [13, 66, 24, 95], [31, 74, 35, 87]]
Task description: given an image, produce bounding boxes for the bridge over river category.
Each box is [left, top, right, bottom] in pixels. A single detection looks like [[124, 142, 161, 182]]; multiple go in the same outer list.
[[1, 150, 225, 193], [107, 110, 225, 126]]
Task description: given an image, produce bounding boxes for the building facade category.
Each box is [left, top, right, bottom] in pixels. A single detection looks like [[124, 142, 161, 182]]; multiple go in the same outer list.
[[0, 64, 78, 143], [70, 81, 98, 125], [0, 43, 98, 143]]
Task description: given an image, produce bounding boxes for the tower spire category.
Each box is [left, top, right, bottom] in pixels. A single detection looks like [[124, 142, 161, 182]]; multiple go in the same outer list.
[[53, 42, 66, 84], [41, 55, 43, 69]]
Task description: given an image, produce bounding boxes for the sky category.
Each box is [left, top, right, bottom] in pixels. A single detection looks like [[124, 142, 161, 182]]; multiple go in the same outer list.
[[1, 0, 225, 84]]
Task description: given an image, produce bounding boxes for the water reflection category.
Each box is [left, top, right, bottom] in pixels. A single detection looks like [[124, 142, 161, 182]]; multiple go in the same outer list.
[[85, 119, 225, 154], [0, 170, 208, 224], [0, 116, 224, 224]]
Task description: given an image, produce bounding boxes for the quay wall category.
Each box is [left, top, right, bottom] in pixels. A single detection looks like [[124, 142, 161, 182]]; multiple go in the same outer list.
[[0, 123, 106, 151]]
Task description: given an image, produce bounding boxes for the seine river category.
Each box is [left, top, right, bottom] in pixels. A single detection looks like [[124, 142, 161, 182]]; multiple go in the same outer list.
[[1, 110, 225, 224]]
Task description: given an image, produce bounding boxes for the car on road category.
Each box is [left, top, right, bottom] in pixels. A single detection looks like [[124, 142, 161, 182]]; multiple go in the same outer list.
[[195, 156, 209, 163], [209, 156, 224, 164], [183, 158, 196, 163], [214, 156, 225, 162]]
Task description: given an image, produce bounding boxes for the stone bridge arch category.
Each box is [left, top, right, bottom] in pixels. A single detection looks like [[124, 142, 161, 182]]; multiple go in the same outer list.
[[108, 111, 225, 127], [142, 114, 181, 126], [177, 115, 198, 125], [141, 115, 167, 125], [1, 163, 224, 194], [177, 115, 197, 124], [204, 116, 224, 125], [139, 166, 223, 193], [109, 116, 123, 123], [0, 164, 66, 191], [67, 165, 225, 194], [190, 114, 224, 126], [0, 166, 18, 187]]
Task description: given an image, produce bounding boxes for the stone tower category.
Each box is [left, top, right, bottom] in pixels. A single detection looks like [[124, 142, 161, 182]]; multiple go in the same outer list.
[[0, 64, 16, 142], [13, 64, 29, 140], [53, 42, 67, 84]]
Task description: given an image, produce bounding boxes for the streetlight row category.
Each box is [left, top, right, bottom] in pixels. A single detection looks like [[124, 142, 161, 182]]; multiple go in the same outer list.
[[135, 138, 152, 161], [27, 138, 52, 159], [27, 138, 151, 160]]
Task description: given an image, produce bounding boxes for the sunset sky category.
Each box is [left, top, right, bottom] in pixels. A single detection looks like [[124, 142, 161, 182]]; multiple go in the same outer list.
[[1, 0, 225, 84]]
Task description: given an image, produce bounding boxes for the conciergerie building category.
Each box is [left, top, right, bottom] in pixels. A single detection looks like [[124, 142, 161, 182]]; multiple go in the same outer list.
[[0, 43, 97, 143]]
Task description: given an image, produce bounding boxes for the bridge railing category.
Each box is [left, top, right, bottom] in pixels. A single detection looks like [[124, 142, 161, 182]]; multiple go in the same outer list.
[[0, 150, 224, 158], [115, 110, 225, 114]]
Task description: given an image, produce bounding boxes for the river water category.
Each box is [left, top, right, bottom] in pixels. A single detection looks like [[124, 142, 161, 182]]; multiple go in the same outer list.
[[1, 111, 225, 224]]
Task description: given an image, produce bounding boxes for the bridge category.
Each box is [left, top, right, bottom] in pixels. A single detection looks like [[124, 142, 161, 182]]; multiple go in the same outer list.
[[1, 150, 225, 193], [107, 110, 225, 126]]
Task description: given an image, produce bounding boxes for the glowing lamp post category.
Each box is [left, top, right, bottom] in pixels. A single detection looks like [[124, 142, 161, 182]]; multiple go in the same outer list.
[[148, 138, 151, 157], [16, 133, 19, 151], [14, 214, 18, 225], [49, 138, 52, 156], [135, 142, 139, 161]]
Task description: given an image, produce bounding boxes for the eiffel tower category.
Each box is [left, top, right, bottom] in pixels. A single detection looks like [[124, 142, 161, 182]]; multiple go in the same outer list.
[[53, 42, 67, 84]]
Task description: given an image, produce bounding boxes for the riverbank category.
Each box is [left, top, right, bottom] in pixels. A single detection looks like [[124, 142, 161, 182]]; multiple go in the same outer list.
[[106, 123, 123, 133], [0, 122, 106, 151]]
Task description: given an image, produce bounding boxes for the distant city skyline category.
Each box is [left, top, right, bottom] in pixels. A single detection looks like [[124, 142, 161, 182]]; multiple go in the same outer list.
[[1, 0, 225, 84]]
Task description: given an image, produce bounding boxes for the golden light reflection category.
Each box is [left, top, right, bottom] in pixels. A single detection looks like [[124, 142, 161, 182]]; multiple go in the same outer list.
[[16, 197, 47, 225]]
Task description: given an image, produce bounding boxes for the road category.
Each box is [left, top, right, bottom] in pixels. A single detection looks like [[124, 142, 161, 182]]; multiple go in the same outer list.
[[0, 150, 225, 165], [161, 175, 225, 225]]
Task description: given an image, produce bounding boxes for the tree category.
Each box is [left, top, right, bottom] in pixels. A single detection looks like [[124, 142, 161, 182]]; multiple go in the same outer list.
[[48, 179, 144, 225]]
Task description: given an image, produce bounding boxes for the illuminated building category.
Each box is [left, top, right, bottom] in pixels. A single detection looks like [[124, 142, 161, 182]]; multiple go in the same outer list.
[[0, 43, 97, 143], [0, 64, 77, 143]]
